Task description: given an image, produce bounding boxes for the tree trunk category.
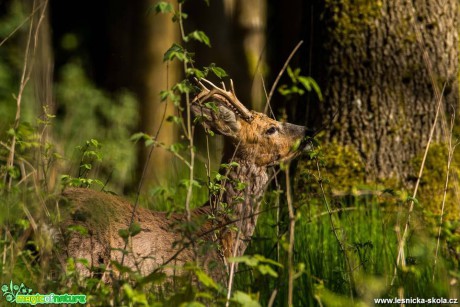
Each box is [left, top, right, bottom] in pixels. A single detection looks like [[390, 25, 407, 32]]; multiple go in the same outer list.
[[131, 2, 181, 188], [322, 0, 458, 182], [186, 0, 266, 111]]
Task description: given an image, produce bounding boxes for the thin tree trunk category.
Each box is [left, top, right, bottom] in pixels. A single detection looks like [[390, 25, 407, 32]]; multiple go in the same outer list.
[[226, 0, 267, 111], [33, 1, 56, 190], [132, 2, 181, 188]]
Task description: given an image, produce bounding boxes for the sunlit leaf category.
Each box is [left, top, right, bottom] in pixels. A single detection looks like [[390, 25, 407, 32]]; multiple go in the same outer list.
[[195, 270, 219, 290], [185, 30, 211, 47], [153, 2, 173, 14]]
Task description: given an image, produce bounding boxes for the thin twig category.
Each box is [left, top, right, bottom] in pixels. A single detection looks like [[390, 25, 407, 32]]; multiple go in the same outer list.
[[5, 0, 36, 189], [285, 166, 295, 306], [225, 230, 241, 307], [178, 3, 194, 222], [267, 289, 278, 307], [0, 1, 46, 48], [260, 74, 275, 119], [264, 41, 303, 114]]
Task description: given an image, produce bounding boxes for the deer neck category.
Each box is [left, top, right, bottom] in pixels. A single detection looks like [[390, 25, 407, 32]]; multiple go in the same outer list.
[[217, 154, 269, 258]]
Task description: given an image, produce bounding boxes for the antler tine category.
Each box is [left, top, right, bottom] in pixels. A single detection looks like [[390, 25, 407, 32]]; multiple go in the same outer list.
[[221, 81, 226, 91], [198, 78, 253, 122], [230, 79, 236, 95], [194, 77, 209, 91], [201, 78, 221, 90], [225, 79, 253, 121]]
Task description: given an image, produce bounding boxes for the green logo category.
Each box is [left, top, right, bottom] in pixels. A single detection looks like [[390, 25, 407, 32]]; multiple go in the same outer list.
[[1, 281, 86, 305], [1, 281, 33, 303]]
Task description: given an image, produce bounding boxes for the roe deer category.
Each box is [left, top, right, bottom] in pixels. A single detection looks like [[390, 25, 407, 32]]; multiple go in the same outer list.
[[56, 79, 310, 283]]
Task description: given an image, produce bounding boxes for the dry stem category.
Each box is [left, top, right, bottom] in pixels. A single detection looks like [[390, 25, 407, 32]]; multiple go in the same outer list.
[[433, 110, 457, 281], [264, 41, 303, 114], [285, 166, 296, 306], [4, 0, 48, 190]]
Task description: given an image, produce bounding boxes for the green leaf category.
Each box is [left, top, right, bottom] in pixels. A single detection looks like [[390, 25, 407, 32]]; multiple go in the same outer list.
[[185, 30, 211, 47], [186, 68, 206, 79], [172, 10, 188, 22], [228, 255, 258, 267], [153, 1, 173, 14], [257, 264, 278, 277], [195, 270, 219, 290], [129, 222, 142, 237], [122, 284, 149, 305], [163, 43, 190, 62], [131, 132, 148, 143], [407, 196, 419, 205], [298, 76, 323, 101], [118, 229, 129, 240], [286, 66, 295, 82], [166, 115, 183, 125], [210, 66, 228, 78], [80, 163, 92, 170], [68, 225, 89, 236], [180, 302, 206, 307], [179, 179, 202, 189], [145, 138, 154, 147], [290, 138, 302, 151], [170, 142, 185, 153], [90, 139, 100, 148], [254, 254, 283, 267], [160, 90, 171, 101], [204, 101, 219, 113], [235, 181, 247, 191], [173, 80, 193, 94], [232, 291, 261, 307]]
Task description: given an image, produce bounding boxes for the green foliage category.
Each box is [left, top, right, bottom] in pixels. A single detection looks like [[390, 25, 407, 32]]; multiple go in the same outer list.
[[410, 142, 460, 221], [229, 255, 282, 278], [296, 141, 367, 197], [60, 139, 105, 188], [278, 66, 323, 101], [231, 291, 261, 307], [0, 1, 29, 133], [55, 62, 138, 190], [184, 30, 211, 47], [153, 1, 174, 14]]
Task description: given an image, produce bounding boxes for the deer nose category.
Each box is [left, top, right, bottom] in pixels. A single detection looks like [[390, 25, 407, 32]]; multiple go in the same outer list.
[[299, 126, 316, 152]]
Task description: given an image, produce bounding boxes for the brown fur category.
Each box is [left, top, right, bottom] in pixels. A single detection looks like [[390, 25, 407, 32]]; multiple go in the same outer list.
[[57, 83, 308, 283]]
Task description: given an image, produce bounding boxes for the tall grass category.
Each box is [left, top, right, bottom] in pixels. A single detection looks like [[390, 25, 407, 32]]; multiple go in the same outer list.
[[241, 186, 458, 306]]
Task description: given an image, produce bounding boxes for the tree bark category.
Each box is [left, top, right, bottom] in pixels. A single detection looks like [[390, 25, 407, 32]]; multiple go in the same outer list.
[[322, 0, 458, 181], [130, 1, 181, 189]]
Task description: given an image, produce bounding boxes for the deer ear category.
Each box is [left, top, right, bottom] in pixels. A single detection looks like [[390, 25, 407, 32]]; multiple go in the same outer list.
[[191, 103, 241, 137]]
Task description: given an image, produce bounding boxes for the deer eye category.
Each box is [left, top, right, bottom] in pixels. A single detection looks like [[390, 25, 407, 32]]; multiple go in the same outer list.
[[266, 126, 278, 135]]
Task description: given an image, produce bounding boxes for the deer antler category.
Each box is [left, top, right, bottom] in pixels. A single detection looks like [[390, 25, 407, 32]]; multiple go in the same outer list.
[[193, 78, 253, 122]]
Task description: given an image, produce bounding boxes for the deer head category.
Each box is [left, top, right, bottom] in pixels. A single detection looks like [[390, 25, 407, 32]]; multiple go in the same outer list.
[[191, 79, 309, 167]]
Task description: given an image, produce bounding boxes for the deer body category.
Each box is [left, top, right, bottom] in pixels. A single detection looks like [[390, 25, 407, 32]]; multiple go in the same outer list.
[[57, 80, 308, 282]]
